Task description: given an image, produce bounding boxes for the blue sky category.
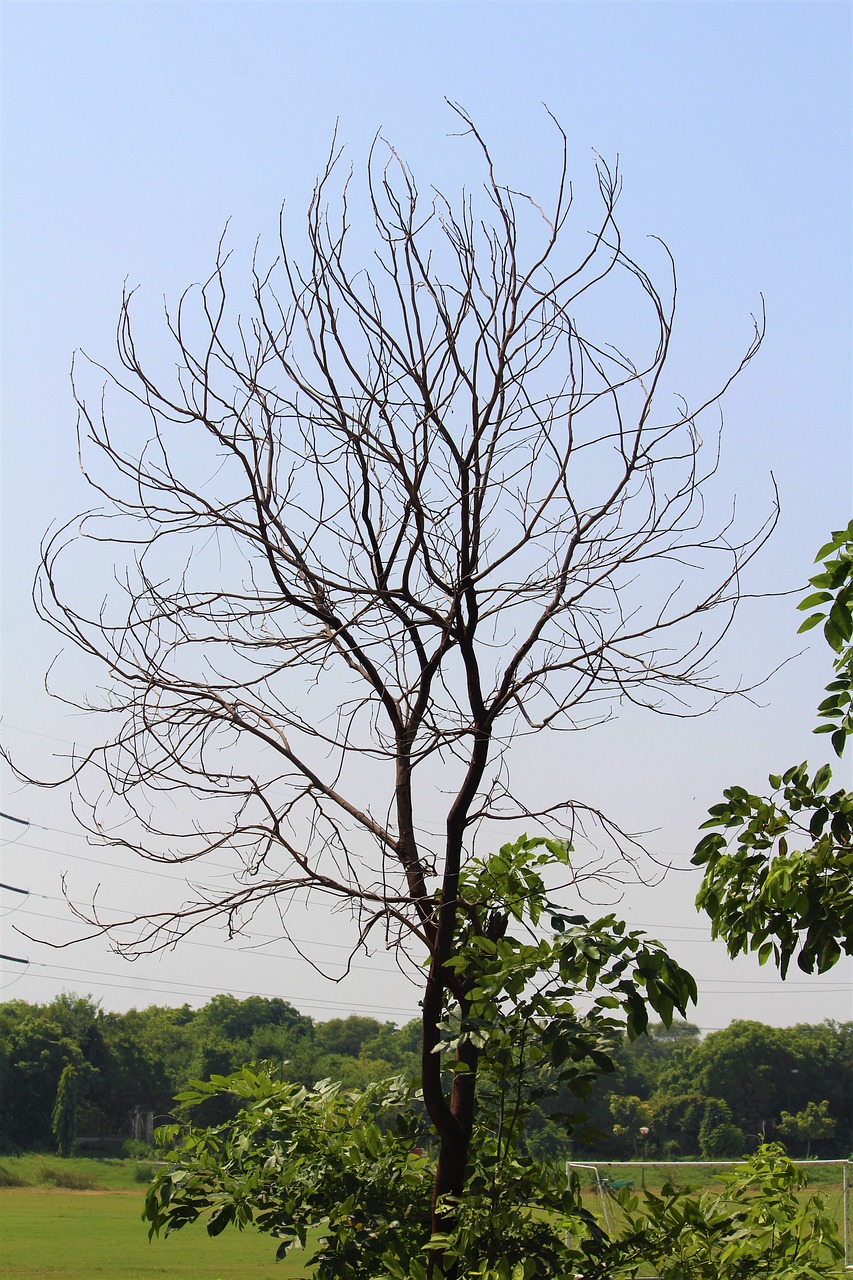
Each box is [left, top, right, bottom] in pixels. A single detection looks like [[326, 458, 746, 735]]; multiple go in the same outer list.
[[1, 0, 851, 1029]]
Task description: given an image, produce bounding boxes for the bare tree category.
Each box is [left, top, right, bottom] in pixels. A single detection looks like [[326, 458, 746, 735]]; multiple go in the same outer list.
[[22, 108, 773, 1222]]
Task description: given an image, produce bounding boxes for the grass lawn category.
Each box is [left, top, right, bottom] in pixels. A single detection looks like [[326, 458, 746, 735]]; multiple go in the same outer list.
[[0, 1188, 311, 1280]]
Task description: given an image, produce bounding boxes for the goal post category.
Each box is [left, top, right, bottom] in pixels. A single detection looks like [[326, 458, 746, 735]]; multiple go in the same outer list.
[[566, 1158, 851, 1273]]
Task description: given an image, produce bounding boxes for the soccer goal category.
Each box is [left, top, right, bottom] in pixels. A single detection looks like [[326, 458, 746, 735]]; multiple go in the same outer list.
[[566, 1158, 851, 1274]]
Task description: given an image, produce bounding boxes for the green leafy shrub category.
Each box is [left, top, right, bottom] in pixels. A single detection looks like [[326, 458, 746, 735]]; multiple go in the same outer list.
[[145, 1070, 435, 1279], [123, 1138, 156, 1160], [145, 1065, 599, 1280], [146, 1065, 844, 1280], [694, 522, 853, 977], [574, 1144, 844, 1280]]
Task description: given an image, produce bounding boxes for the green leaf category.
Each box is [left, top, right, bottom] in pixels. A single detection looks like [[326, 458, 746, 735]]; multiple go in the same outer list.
[[814, 534, 846, 561], [798, 590, 833, 610], [829, 599, 853, 642], [824, 618, 844, 652], [206, 1204, 235, 1237], [691, 832, 726, 865]]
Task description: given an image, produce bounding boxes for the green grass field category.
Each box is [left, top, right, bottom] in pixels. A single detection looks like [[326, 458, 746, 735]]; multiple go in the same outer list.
[[0, 1159, 310, 1280]]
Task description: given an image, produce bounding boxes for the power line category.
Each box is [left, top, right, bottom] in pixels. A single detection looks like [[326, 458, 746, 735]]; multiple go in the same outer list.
[[0, 811, 29, 826], [2, 829, 724, 940], [0, 817, 718, 938], [2, 837, 217, 882], [4, 902, 405, 975], [0, 957, 418, 1018], [3, 869, 851, 991], [0, 962, 840, 1036], [4, 818, 850, 1022]]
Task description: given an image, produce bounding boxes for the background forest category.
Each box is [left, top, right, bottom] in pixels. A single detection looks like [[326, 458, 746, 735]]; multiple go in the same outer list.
[[2, 994, 849, 1164]]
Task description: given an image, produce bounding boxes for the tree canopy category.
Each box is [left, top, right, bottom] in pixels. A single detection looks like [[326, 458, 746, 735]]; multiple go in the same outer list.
[[2, 994, 850, 1163], [13, 109, 777, 1242]]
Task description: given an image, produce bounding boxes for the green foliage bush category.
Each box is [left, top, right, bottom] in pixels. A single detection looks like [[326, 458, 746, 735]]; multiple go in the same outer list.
[[145, 1064, 609, 1280], [145, 1070, 435, 1278], [694, 521, 853, 977], [576, 1144, 844, 1280], [122, 1138, 155, 1160], [146, 1068, 845, 1280]]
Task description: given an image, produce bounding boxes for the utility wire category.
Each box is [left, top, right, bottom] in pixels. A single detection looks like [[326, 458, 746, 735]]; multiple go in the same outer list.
[[3, 846, 851, 988], [0, 956, 417, 1017], [8, 901, 849, 987]]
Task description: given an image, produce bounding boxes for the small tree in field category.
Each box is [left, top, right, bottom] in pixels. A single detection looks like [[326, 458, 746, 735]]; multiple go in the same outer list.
[[51, 1062, 78, 1158], [778, 1098, 835, 1158], [19, 107, 773, 1248]]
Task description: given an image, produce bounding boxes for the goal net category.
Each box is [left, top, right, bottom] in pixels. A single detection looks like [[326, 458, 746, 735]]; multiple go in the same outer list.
[[566, 1158, 851, 1275]]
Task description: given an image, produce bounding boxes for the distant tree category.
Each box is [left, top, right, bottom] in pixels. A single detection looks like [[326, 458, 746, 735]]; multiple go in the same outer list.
[[195, 994, 312, 1044], [645, 1091, 707, 1157], [97, 1011, 177, 1134], [314, 1017, 385, 1059], [609, 1094, 652, 1157], [698, 1097, 744, 1159], [51, 1062, 78, 1157], [107, 1004, 197, 1112], [662, 1020, 800, 1139], [778, 1098, 835, 1159], [621, 1017, 852, 1159], [783, 1021, 853, 1152], [1, 1016, 83, 1151], [313, 1052, 398, 1091], [359, 1018, 421, 1075], [18, 108, 773, 1244], [614, 1020, 701, 1097]]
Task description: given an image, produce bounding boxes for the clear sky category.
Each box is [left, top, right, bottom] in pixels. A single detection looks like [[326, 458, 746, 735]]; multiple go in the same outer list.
[[1, 0, 851, 1033]]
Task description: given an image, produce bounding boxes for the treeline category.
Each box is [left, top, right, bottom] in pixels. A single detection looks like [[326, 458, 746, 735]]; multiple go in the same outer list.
[[0, 993, 420, 1154], [0, 994, 850, 1160], [557, 1018, 852, 1163]]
